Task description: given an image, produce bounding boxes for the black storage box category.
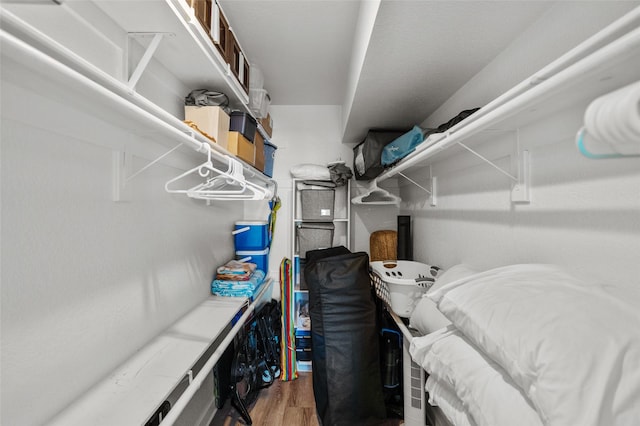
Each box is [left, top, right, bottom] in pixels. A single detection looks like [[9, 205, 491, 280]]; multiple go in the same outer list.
[[230, 111, 257, 142], [353, 130, 406, 180]]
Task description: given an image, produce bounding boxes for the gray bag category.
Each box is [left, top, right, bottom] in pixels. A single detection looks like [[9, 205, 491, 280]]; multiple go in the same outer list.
[[185, 89, 230, 113]]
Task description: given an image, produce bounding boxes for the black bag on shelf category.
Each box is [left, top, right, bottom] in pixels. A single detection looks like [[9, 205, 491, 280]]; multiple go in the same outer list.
[[353, 130, 407, 181], [435, 107, 481, 133]]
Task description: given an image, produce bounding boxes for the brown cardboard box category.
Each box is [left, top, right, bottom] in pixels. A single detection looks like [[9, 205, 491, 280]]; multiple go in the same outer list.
[[184, 106, 230, 150], [260, 114, 273, 138], [254, 131, 265, 172], [227, 131, 255, 165], [189, 0, 212, 35]]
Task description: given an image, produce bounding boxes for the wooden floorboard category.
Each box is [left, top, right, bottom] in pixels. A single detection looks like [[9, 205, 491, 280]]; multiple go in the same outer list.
[[210, 372, 403, 426], [210, 372, 320, 426]]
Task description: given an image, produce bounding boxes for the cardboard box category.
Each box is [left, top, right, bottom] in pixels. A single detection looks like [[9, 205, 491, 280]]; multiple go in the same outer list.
[[254, 131, 265, 172], [184, 106, 229, 150], [260, 114, 273, 138], [189, 0, 213, 35], [227, 131, 255, 165]]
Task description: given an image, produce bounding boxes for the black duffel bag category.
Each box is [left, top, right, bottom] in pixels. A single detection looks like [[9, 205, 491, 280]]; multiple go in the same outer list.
[[353, 130, 406, 181]]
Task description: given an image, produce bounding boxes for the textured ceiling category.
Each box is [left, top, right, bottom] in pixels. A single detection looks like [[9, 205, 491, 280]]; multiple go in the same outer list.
[[220, 0, 552, 143]]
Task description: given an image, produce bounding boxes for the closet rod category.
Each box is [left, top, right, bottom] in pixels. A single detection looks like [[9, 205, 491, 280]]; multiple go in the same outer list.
[[379, 26, 640, 182], [0, 9, 272, 188], [432, 6, 640, 139], [0, 28, 208, 150]]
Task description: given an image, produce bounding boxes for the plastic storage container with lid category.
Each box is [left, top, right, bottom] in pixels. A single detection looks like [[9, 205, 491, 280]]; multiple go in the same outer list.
[[233, 221, 269, 251], [236, 247, 269, 273], [263, 141, 277, 177], [230, 111, 257, 142]]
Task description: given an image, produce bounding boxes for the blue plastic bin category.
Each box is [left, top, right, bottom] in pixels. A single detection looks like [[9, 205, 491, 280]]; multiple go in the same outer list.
[[264, 141, 277, 178], [236, 247, 269, 273], [233, 221, 269, 251]]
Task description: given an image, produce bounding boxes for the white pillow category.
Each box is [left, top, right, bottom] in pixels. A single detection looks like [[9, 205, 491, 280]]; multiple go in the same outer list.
[[410, 264, 479, 335], [426, 375, 477, 426], [411, 326, 542, 426], [429, 264, 640, 426], [409, 296, 450, 335], [430, 263, 480, 293], [289, 164, 331, 180]]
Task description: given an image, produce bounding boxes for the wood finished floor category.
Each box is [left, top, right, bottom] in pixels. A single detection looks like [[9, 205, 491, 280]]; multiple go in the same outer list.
[[210, 372, 403, 426], [210, 372, 320, 426]]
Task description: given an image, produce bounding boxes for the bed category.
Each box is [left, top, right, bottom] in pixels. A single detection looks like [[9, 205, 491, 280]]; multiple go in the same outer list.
[[396, 263, 640, 426]]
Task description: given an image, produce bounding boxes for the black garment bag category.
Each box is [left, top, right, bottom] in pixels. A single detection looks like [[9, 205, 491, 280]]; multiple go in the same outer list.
[[305, 247, 386, 426]]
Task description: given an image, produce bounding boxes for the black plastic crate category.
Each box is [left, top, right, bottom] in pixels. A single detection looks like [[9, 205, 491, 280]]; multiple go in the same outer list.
[[230, 111, 257, 142]]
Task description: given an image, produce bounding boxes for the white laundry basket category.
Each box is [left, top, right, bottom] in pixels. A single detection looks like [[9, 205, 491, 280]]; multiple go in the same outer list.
[[370, 260, 440, 317]]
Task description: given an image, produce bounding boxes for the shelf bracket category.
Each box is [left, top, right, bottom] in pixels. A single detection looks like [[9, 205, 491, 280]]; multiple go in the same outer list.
[[455, 141, 518, 181], [455, 140, 530, 204], [398, 166, 437, 207], [126, 32, 174, 90], [511, 149, 531, 204], [112, 143, 184, 202], [112, 150, 133, 202]]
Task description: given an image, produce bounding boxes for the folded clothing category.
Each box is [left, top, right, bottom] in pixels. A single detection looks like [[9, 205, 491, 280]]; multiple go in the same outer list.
[[216, 259, 257, 281], [211, 270, 266, 299]]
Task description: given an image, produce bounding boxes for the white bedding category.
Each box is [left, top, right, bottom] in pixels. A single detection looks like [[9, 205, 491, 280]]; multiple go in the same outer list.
[[425, 375, 476, 426], [409, 264, 478, 335], [411, 326, 543, 426], [427, 264, 640, 426]]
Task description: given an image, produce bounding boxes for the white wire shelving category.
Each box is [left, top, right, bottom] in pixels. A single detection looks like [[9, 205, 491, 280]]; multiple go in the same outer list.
[[0, 3, 275, 201], [363, 9, 640, 205]]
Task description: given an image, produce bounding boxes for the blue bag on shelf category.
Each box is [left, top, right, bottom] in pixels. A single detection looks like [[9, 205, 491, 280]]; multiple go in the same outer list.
[[380, 126, 425, 166]]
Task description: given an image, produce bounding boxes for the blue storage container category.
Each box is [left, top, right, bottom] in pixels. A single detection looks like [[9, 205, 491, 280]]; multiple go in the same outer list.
[[236, 247, 269, 273], [233, 221, 269, 251], [264, 141, 277, 177]]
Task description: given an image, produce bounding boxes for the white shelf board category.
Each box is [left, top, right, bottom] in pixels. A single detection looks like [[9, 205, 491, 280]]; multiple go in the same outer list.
[[92, 0, 250, 110], [1, 22, 270, 184], [294, 218, 349, 223], [49, 279, 273, 426], [48, 297, 245, 426], [377, 29, 640, 181]]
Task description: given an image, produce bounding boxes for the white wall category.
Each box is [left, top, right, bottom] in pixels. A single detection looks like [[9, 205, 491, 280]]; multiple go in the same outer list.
[[1, 4, 241, 425], [404, 3, 640, 285], [260, 105, 354, 271]]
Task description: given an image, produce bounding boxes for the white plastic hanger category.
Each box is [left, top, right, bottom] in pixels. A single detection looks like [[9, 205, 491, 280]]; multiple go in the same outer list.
[[351, 180, 401, 205], [165, 150, 271, 200]]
